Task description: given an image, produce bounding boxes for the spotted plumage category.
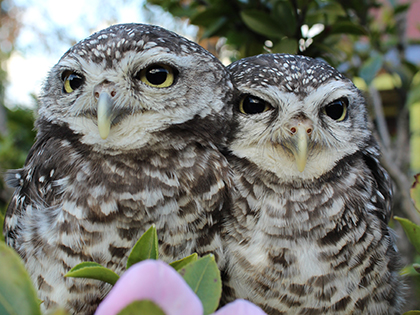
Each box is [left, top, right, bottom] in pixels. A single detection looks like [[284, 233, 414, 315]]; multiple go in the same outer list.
[[222, 53, 403, 314], [3, 23, 233, 314]]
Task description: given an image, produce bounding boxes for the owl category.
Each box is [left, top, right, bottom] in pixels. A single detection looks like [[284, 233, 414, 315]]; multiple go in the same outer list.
[[222, 54, 404, 314], [3, 23, 234, 314]]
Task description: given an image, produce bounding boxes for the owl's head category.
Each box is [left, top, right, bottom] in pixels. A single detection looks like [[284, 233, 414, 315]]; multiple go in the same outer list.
[[226, 53, 371, 181], [39, 23, 233, 152]]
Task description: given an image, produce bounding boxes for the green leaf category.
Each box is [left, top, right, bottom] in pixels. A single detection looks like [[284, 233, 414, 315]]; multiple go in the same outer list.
[[0, 242, 41, 315], [0, 212, 4, 242], [272, 38, 298, 54], [394, 4, 410, 15], [359, 55, 384, 86], [400, 264, 419, 276], [65, 262, 119, 286], [388, 0, 397, 7], [126, 224, 159, 269], [240, 10, 284, 38], [407, 86, 420, 107], [47, 309, 71, 315], [329, 21, 368, 35], [403, 312, 420, 315], [413, 263, 420, 274], [272, 1, 296, 37], [169, 253, 198, 271], [394, 216, 420, 254], [190, 8, 224, 27], [178, 254, 221, 315], [202, 17, 228, 38], [117, 300, 166, 315], [410, 174, 420, 212], [319, 2, 346, 16]]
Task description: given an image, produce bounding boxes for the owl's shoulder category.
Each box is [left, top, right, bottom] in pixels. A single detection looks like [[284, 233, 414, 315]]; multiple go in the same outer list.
[[361, 137, 393, 224]]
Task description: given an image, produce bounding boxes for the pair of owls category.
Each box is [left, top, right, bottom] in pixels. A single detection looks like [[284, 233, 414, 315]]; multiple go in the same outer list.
[[3, 24, 403, 314]]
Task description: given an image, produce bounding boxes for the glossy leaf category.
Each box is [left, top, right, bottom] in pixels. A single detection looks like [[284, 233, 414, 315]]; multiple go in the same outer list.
[[178, 254, 221, 315], [305, 10, 324, 27], [240, 10, 284, 38], [202, 17, 228, 38], [190, 8, 224, 27], [319, 2, 346, 16], [65, 262, 119, 286], [394, 216, 420, 254], [272, 38, 298, 54], [400, 264, 420, 276], [48, 309, 71, 315], [96, 260, 202, 315], [407, 84, 420, 106], [330, 21, 368, 35], [169, 253, 198, 271], [272, 1, 296, 37], [359, 54, 384, 86], [394, 4, 410, 15], [0, 212, 4, 242], [410, 174, 420, 213], [126, 224, 158, 269], [0, 241, 41, 315], [117, 300, 166, 315]]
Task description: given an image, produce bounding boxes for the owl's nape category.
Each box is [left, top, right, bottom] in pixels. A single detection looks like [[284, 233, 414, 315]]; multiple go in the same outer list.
[[4, 23, 233, 314], [223, 54, 403, 314]]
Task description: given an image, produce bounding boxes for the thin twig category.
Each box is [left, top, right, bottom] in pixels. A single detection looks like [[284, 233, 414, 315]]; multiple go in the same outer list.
[[378, 139, 420, 224], [369, 86, 391, 150]]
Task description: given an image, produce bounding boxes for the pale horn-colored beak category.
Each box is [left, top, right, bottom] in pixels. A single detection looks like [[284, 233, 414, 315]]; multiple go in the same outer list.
[[287, 118, 313, 172], [94, 83, 117, 140], [97, 92, 113, 139]]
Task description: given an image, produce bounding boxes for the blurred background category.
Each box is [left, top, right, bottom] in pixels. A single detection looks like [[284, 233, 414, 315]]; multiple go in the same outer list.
[[0, 0, 419, 311]]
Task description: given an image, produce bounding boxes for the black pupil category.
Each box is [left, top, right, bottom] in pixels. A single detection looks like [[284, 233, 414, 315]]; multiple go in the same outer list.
[[325, 101, 345, 120], [68, 74, 83, 90], [146, 67, 168, 85], [242, 96, 267, 114]]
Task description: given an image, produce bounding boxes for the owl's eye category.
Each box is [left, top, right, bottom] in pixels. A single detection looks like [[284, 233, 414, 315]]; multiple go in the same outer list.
[[323, 97, 348, 121], [239, 95, 272, 114], [62, 71, 84, 94], [137, 64, 176, 88]]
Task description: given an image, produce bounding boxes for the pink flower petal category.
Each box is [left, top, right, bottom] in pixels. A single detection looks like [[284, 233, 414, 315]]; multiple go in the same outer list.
[[213, 299, 267, 315], [95, 260, 203, 315]]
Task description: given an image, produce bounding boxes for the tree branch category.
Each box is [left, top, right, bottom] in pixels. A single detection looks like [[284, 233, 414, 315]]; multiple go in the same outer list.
[[369, 86, 391, 150], [378, 138, 420, 224]]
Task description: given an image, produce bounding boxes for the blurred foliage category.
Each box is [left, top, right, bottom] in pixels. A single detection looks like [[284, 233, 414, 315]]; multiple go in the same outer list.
[[144, 0, 420, 116], [0, 0, 31, 218], [0, 106, 36, 216], [146, 0, 406, 71], [0, 241, 41, 315], [0, 107, 36, 170], [397, 174, 420, 314], [66, 225, 221, 315]]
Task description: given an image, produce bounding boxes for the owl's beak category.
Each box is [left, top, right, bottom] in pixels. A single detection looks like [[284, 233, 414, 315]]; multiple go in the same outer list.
[[95, 82, 117, 140], [97, 92, 113, 139], [287, 118, 313, 172]]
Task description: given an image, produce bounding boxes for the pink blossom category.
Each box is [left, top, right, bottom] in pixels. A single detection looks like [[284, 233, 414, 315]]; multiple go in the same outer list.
[[94, 260, 203, 315], [214, 299, 267, 315]]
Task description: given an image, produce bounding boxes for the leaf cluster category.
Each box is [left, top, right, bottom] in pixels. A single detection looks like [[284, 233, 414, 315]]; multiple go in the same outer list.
[[145, 0, 420, 94], [0, 106, 36, 216], [0, 225, 222, 315], [395, 174, 420, 315], [147, 0, 372, 62]]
